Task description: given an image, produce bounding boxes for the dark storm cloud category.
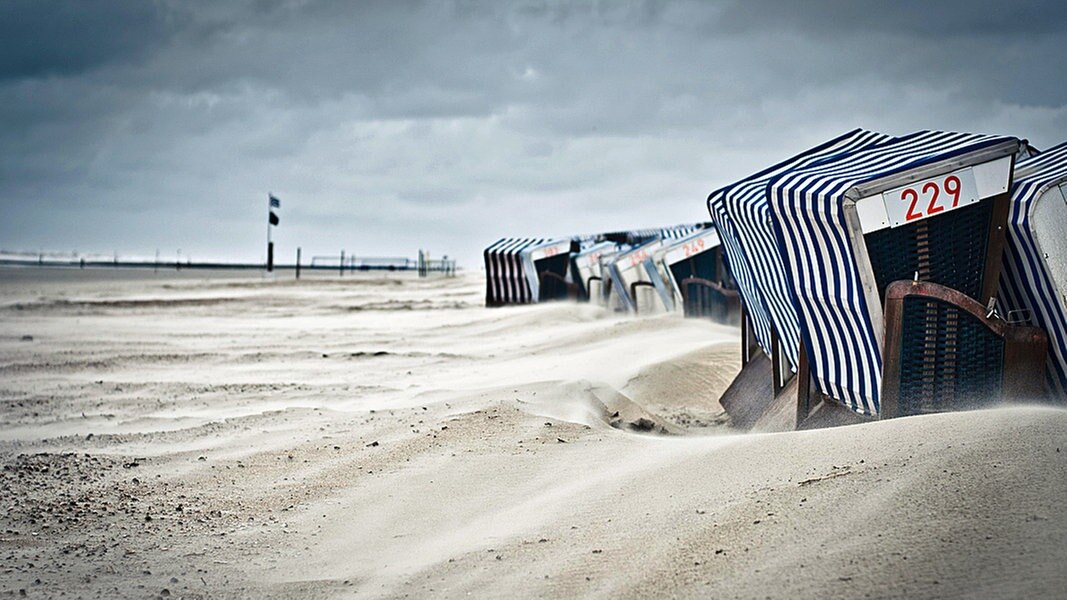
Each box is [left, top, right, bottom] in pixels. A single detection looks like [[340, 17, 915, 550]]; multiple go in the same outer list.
[[717, 0, 1067, 37], [0, 0, 183, 81], [1, 0, 1066, 266]]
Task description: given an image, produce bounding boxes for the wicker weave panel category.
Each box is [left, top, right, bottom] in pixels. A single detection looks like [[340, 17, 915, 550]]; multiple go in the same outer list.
[[669, 252, 719, 286], [897, 295, 1004, 415], [536, 255, 571, 302], [865, 201, 994, 301], [682, 280, 730, 321]]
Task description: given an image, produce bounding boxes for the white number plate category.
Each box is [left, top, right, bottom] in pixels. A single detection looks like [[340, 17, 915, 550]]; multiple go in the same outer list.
[[882, 167, 980, 228]]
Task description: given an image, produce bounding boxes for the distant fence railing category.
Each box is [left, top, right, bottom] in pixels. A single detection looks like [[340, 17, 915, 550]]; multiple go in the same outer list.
[[1, 250, 458, 277]]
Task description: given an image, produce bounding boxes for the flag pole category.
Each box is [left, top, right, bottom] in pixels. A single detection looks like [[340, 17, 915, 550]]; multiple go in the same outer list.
[[266, 192, 274, 272]]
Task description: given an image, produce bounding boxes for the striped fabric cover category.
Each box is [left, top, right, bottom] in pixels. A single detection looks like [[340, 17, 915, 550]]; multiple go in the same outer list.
[[767, 130, 1017, 415], [483, 238, 550, 306], [622, 223, 708, 245], [709, 130, 892, 366], [1000, 142, 1067, 396], [707, 189, 772, 351]]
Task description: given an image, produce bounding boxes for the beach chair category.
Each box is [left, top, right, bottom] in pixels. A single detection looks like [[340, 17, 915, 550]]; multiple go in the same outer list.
[[767, 130, 1048, 422], [483, 238, 574, 306], [603, 240, 674, 314], [586, 224, 710, 312], [710, 130, 894, 428], [572, 241, 617, 302], [660, 227, 740, 324], [999, 142, 1067, 399]]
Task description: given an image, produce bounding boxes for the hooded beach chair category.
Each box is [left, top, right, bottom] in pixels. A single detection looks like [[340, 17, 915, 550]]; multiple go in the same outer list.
[[483, 237, 574, 306], [572, 241, 618, 302], [604, 239, 674, 314], [999, 142, 1067, 399], [767, 130, 1047, 422], [659, 227, 739, 323], [709, 130, 894, 427]]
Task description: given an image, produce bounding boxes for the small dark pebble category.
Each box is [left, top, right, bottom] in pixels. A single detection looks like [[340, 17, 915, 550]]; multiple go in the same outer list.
[[366, 441, 379, 447]]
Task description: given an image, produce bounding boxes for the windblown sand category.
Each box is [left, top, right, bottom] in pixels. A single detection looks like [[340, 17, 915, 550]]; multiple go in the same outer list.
[[1, 268, 1064, 599]]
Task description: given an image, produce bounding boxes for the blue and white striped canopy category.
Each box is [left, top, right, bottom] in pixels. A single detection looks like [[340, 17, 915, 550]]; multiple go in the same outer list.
[[767, 130, 1018, 415], [618, 223, 708, 246], [483, 237, 552, 306], [708, 129, 891, 366], [1000, 142, 1067, 397]]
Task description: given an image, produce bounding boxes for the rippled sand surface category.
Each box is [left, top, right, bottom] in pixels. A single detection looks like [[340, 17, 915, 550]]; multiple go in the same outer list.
[[1, 268, 1064, 598]]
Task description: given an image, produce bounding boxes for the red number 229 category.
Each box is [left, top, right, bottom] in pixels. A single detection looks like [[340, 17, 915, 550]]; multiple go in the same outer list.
[[901, 175, 962, 222]]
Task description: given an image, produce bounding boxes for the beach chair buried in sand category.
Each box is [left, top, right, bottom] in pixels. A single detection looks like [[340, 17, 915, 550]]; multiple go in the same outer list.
[[764, 130, 1048, 427], [716, 130, 1050, 429], [659, 226, 740, 324], [600, 223, 713, 314], [709, 129, 895, 429], [571, 240, 617, 303], [999, 142, 1067, 400], [482, 237, 575, 307], [603, 239, 673, 314]]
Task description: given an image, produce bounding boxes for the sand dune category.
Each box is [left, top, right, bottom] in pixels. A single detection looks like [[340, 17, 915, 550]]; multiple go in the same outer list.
[[0, 269, 1064, 598]]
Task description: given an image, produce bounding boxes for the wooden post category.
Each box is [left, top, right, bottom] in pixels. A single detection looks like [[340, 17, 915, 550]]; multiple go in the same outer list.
[[295, 247, 302, 280], [267, 242, 274, 272], [339, 250, 345, 276], [796, 342, 811, 426]]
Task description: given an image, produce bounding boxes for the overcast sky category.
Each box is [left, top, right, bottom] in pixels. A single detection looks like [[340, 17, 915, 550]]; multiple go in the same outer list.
[[2, 0, 1066, 268]]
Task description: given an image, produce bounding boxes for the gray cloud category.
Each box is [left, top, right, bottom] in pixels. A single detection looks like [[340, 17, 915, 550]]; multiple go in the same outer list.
[[2, 0, 1066, 267]]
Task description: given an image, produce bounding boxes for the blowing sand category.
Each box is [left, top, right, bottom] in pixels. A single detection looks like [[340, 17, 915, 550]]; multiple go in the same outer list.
[[1, 268, 1065, 599]]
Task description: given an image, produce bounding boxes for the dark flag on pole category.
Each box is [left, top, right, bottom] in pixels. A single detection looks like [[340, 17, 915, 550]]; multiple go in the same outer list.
[[268, 194, 280, 226], [266, 193, 280, 272]]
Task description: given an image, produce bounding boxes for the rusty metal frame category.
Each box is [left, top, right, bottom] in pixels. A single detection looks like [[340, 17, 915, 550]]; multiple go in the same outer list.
[[880, 279, 1049, 419], [679, 276, 740, 323], [629, 280, 657, 314]]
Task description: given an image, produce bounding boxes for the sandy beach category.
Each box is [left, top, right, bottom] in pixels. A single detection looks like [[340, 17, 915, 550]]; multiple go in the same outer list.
[[1, 268, 1065, 599]]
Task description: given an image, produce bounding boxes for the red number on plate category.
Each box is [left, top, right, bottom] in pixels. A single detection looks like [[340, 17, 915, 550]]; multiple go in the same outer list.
[[922, 181, 943, 216], [902, 188, 921, 221], [544, 247, 558, 257], [944, 175, 961, 208], [682, 238, 706, 258], [629, 250, 649, 267], [900, 174, 965, 223]]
